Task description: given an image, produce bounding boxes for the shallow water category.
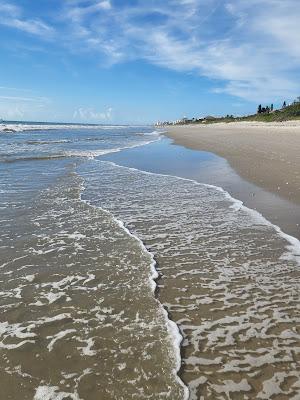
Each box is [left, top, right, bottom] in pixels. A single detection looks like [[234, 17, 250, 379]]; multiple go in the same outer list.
[[80, 160, 300, 399], [1, 126, 187, 399], [102, 137, 300, 239], [1, 164, 183, 399], [1, 124, 300, 399]]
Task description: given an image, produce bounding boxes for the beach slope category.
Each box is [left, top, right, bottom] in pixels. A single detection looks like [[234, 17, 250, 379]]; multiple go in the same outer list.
[[166, 121, 300, 205]]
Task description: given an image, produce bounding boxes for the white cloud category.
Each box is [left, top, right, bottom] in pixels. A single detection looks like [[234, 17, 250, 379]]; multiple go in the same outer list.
[[0, 1, 54, 37], [0, 86, 33, 92], [0, 88, 51, 120], [0, 95, 49, 102], [2, 18, 54, 36], [60, 0, 300, 102], [0, 104, 25, 119], [73, 107, 113, 121], [2, 1, 300, 103], [0, 2, 19, 16], [66, 1, 112, 23]]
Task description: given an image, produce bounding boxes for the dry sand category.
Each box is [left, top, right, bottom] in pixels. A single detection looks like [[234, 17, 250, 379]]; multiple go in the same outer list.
[[166, 121, 300, 206]]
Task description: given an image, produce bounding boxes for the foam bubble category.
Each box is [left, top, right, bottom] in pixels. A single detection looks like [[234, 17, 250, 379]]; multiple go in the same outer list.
[[34, 385, 80, 400]]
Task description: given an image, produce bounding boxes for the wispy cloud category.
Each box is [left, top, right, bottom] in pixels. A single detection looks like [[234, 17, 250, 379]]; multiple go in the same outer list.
[[0, 86, 33, 92], [0, 95, 49, 102], [0, 1, 54, 37], [0, 99, 46, 120], [0, 86, 51, 120], [67, 0, 112, 22], [59, 0, 300, 101], [2, 1, 300, 103], [73, 107, 113, 121], [0, 104, 25, 119]]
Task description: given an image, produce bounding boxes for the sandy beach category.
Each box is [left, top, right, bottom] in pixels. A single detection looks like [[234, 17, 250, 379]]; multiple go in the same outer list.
[[166, 121, 300, 206]]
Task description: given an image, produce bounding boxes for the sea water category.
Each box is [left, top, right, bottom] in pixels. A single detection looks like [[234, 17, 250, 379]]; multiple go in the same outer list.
[[1, 123, 300, 399]]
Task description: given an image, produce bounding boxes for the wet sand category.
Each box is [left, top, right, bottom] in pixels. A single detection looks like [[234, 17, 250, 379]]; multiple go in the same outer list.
[[104, 137, 300, 239], [166, 121, 300, 206]]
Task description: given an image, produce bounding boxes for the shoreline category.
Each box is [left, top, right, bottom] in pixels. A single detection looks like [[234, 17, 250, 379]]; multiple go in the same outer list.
[[94, 155, 300, 398], [165, 121, 300, 206], [165, 121, 300, 237]]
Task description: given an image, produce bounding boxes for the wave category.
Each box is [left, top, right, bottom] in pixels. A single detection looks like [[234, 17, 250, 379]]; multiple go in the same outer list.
[[64, 137, 161, 160], [0, 154, 68, 163], [138, 130, 163, 136], [79, 178, 189, 400], [102, 160, 300, 266], [0, 123, 130, 133], [113, 217, 189, 400], [77, 151, 298, 399], [25, 140, 73, 145], [0, 136, 161, 164], [81, 159, 300, 397], [24, 132, 159, 146]]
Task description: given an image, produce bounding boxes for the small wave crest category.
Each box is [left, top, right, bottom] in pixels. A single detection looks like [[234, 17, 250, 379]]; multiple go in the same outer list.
[[0, 123, 129, 133], [25, 140, 72, 145], [0, 136, 161, 164], [0, 154, 67, 163], [64, 138, 160, 160], [80, 177, 189, 399]]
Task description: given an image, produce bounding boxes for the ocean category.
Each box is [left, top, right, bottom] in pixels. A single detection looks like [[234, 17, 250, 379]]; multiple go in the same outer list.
[[1, 123, 300, 399]]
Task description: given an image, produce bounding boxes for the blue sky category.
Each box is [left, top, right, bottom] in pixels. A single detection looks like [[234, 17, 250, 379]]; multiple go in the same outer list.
[[0, 0, 300, 124]]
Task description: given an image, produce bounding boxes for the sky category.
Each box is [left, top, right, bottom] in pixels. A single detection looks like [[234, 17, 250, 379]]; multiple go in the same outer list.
[[0, 0, 300, 124]]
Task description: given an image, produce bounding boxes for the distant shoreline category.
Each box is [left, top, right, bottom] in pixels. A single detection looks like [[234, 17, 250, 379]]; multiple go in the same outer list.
[[157, 100, 300, 127], [165, 121, 300, 208]]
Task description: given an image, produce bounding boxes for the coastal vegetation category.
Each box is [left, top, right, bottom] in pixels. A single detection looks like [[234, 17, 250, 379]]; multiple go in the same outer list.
[[158, 97, 300, 126]]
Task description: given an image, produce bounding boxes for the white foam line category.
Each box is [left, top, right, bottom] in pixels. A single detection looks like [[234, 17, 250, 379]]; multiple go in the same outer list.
[[3, 132, 161, 163], [113, 217, 188, 400], [142, 129, 165, 136], [96, 159, 300, 267], [65, 134, 161, 160], [0, 123, 138, 133], [78, 178, 189, 400]]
